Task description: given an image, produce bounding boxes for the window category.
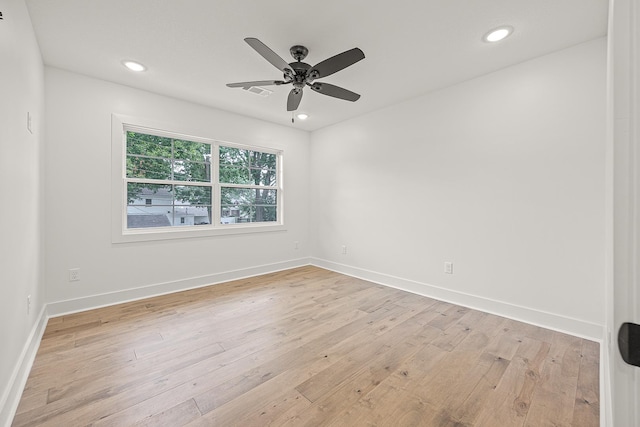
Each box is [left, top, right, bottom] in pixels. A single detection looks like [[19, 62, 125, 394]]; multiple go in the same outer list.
[[126, 131, 213, 229], [219, 146, 278, 225], [113, 116, 283, 242]]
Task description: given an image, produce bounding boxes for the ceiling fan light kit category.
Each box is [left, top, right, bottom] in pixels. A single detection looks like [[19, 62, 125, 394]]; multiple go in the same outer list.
[[227, 37, 365, 113]]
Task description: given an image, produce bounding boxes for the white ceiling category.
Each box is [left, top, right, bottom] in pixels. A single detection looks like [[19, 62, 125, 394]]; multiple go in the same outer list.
[[25, 0, 608, 131]]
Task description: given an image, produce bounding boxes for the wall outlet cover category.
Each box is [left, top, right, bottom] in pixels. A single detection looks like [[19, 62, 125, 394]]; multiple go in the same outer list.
[[444, 262, 454, 274]]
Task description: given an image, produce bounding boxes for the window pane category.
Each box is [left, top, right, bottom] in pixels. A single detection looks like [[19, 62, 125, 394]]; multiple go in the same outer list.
[[127, 206, 173, 228], [219, 146, 249, 166], [174, 185, 212, 206], [221, 187, 255, 205], [174, 184, 212, 226], [126, 156, 172, 180], [249, 151, 276, 169], [173, 160, 211, 182], [255, 189, 277, 205], [173, 205, 212, 226], [174, 139, 211, 163], [249, 166, 277, 186], [219, 165, 251, 184], [259, 206, 277, 222], [127, 205, 212, 228], [127, 132, 171, 157], [127, 184, 212, 228], [127, 183, 173, 229], [220, 187, 277, 223], [127, 183, 173, 205], [219, 147, 276, 186]]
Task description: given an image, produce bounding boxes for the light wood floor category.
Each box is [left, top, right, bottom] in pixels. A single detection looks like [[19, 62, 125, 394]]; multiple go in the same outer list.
[[13, 266, 599, 426]]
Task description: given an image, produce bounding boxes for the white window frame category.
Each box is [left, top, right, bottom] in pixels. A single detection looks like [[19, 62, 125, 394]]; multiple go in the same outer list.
[[111, 114, 285, 243]]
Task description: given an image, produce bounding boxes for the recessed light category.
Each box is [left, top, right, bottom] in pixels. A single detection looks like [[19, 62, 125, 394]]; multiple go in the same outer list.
[[483, 26, 513, 43], [296, 113, 309, 120], [122, 60, 146, 72]]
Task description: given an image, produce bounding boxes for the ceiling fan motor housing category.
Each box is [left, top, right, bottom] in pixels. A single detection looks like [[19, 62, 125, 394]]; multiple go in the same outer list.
[[289, 45, 309, 61], [288, 61, 311, 88]]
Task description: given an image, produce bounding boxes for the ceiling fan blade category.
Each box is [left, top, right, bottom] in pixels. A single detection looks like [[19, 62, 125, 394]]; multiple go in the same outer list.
[[244, 38, 291, 73], [226, 80, 287, 88], [287, 89, 303, 111], [309, 82, 360, 102], [309, 48, 365, 79]]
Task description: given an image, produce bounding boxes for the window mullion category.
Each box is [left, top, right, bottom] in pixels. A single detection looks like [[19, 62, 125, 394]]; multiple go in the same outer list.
[[277, 152, 283, 222], [213, 143, 221, 227], [170, 138, 175, 182], [219, 183, 277, 190], [125, 177, 212, 187], [127, 153, 169, 162]]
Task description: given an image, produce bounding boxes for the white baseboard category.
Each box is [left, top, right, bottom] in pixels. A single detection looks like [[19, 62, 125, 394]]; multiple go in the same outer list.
[[47, 257, 312, 318], [310, 257, 605, 342], [0, 305, 48, 427]]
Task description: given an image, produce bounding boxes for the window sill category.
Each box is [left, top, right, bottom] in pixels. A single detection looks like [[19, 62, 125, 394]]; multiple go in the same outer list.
[[112, 223, 286, 244]]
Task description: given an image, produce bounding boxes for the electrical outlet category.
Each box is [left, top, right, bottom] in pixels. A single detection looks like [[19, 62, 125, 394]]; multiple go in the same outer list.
[[294, 241, 299, 250], [69, 268, 80, 282], [341, 245, 347, 255], [27, 295, 31, 314], [444, 262, 454, 274]]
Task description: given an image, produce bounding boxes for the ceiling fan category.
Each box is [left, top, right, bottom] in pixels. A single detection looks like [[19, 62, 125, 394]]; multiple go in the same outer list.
[[227, 38, 365, 112]]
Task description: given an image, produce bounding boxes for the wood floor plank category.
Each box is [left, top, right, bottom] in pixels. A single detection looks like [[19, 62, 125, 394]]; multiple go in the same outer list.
[[329, 343, 448, 427], [294, 309, 441, 404], [473, 336, 550, 427], [571, 340, 600, 426], [12, 266, 599, 427], [91, 294, 400, 426], [440, 352, 510, 425], [131, 398, 201, 427], [297, 332, 429, 426], [266, 396, 313, 427], [523, 333, 583, 426], [427, 304, 469, 331]]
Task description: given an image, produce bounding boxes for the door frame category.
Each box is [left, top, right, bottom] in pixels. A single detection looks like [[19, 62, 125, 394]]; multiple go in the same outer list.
[[608, 0, 640, 426]]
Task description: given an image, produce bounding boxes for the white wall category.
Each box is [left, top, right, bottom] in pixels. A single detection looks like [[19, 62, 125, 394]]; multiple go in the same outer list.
[[310, 38, 607, 338], [0, 0, 46, 425], [44, 68, 310, 312]]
